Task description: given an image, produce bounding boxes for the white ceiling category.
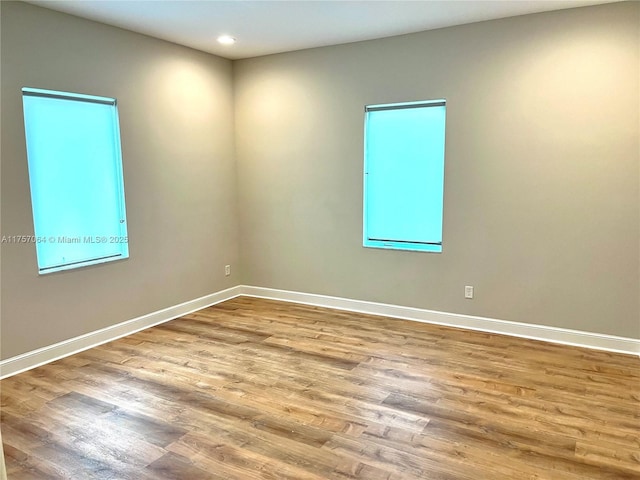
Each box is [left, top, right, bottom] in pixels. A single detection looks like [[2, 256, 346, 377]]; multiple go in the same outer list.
[[27, 0, 619, 60]]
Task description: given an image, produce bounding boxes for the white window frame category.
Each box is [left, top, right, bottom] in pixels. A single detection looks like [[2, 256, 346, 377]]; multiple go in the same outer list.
[[363, 99, 446, 253], [22, 87, 129, 274]]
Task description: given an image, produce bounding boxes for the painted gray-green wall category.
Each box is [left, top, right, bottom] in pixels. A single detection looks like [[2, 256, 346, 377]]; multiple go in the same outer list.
[[1, 2, 239, 359], [1, 2, 638, 362], [234, 2, 640, 339]]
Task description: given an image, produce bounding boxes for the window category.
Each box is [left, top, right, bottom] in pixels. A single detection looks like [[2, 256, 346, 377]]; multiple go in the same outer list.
[[22, 87, 129, 274], [363, 100, 446, 252]]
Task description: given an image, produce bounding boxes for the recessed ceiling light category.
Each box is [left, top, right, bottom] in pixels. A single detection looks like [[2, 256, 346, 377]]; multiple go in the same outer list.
[[217, 35, 236, 45]]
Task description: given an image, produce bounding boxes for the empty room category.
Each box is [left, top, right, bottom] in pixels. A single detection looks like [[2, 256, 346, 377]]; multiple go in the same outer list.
[[1, 0, 638, 478]]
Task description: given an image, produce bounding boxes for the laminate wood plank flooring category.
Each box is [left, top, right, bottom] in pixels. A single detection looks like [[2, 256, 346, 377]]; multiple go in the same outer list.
[[1, 297, 639, 479]]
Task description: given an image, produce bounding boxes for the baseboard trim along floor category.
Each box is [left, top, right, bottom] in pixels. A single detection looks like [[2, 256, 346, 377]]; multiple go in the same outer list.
[[1, 284, 638, 378], [0, 286, 243, 379], [241, 286, 640, 357]]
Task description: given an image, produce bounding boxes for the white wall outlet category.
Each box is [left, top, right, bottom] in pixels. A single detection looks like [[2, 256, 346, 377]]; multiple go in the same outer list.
[[225, 265, 231, 276], [464, 285, 474, 299]]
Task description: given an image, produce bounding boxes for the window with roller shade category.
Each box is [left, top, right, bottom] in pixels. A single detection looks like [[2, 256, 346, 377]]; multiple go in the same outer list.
[[22, 87, 129, 273], [363, 100, 446, 252]]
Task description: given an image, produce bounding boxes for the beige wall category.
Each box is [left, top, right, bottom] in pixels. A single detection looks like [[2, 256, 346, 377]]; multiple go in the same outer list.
[[234, 2, 640, 338], [1, 2, 239, 359]]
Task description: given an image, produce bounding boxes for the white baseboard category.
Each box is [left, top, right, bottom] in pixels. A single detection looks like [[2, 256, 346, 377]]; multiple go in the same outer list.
[[2, 284, 637, 379], [239, 286, 640, 356], [0, 286, 242, 379]]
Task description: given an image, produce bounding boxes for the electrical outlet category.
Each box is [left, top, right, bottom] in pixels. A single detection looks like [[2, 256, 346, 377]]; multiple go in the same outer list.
[[464, 285, 474, 299], [225, 265, 231, 276]]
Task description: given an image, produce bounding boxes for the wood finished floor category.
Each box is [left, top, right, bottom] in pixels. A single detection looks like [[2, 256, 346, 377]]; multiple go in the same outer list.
[[1, 297, 639, 479]]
